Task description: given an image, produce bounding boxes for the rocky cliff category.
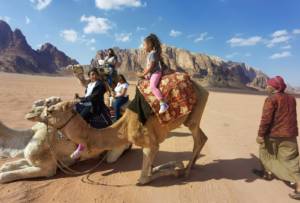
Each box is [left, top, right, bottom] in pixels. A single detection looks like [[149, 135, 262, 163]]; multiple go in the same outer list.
[[0, 20, 78, 73], [91, 46, 269, 90]]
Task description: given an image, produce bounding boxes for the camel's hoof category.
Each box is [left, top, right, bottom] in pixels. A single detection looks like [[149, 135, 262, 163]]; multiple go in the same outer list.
[[137, 176, 151, 186]]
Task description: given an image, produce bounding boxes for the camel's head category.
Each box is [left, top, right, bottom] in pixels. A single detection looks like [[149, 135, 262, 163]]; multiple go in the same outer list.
[[40, 101, 77, 129], [25, 96, 62, 122], [25, 106, 45, 122]]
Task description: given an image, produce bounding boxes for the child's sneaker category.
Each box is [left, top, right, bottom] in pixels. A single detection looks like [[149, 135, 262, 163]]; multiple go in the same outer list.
[[70, 149, 82, 160], [159, 103, 169, 114]]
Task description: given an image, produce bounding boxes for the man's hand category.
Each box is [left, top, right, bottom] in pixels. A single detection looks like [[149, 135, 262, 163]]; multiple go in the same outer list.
[[74, 93, 80, 100], [256, 136, 265, 144]]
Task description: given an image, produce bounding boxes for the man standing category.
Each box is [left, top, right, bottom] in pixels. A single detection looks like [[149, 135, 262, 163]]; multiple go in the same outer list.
[[254, 76, 299, 199]]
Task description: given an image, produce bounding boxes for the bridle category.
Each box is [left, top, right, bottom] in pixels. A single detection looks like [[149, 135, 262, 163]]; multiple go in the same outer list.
[[55, 110, 77, 130]]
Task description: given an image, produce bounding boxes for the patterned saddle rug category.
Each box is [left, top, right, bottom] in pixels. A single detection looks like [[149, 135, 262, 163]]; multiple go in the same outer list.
[[137, 72, 197, 124]]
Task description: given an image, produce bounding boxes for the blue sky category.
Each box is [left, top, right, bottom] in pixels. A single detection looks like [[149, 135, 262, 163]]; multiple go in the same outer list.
[[0, 0, 299, 86]]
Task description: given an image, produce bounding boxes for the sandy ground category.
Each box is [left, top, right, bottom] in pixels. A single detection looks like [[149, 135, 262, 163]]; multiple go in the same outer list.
[[0, 72, 299, 203]]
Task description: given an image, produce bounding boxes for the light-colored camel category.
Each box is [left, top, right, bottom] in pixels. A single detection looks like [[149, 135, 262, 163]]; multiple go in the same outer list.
[[41, 80, 209, 185], [0, 97, 129, 183]]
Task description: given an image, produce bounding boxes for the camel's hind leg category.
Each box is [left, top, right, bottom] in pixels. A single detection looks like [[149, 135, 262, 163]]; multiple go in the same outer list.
[[183, 82, 209, 177], [0, 159, 30, 172], [0, 166, 56, 183], [184, 127, 207, 177]]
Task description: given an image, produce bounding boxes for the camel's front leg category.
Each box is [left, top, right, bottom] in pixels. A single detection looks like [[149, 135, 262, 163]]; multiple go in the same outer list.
[[137, 145, 158, 185], [0, 159, 30, 172], [0, 166, 55, 183]]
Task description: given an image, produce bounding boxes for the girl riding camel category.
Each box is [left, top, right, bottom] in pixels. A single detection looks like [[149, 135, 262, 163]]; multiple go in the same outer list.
[[104, 48, 118, 87], [137, 34, 169, 114], [71, 68, 111, 159], [112, 74, 129, 120]]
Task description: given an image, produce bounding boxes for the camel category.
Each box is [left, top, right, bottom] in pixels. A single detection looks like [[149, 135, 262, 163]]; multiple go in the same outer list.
[[41, 79, 209, 185], [0, 97, 129, 183]]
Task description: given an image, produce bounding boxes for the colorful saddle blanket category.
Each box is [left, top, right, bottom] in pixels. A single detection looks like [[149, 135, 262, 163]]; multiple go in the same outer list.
[[137, 72, 197, 124]]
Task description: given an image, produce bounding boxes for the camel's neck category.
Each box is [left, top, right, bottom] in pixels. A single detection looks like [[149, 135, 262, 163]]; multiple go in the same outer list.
[[61, 114, 127, 150]]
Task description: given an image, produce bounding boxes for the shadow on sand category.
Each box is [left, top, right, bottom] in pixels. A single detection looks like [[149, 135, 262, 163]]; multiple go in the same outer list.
[[24, 131, 261, 187], [77, 150, 262, 187]]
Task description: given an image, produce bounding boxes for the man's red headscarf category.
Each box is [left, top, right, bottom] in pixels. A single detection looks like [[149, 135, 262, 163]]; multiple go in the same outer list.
[[267, 76, 287, 92]]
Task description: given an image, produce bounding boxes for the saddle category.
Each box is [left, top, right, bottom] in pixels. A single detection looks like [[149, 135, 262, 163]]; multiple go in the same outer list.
[[137, 72, 197, 124]]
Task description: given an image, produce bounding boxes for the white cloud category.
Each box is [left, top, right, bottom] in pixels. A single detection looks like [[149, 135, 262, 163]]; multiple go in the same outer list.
[[269, 51, 291, 59], [95, 0, 145, 10], [271, 29, 288, 38], [293, 29, 300, 34], [266, 29, 291, 48], [267, 36, 290, 48], [60, 29, 78, 42], [80, 15, 113, 34], [194, 32, 214, 43], [169, 29, 182, 37], [225, 52, 239, 59], [60, 30, 96, 53], [30, 0, 52, 10], [227, 36, 262, 47], [281, 45, 292, 50], [136, 26, 146, 32], [245, 53, 252, 57], [25, 16, 31, 24], [115, 32, 132, 42], [0, 16, 11, 22]]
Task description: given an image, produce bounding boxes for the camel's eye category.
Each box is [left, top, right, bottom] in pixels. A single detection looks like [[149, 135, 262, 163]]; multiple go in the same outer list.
[[47, 107, 54, 114]]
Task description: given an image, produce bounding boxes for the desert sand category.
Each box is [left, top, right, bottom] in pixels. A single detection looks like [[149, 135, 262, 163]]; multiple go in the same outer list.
[[0, 72, 299, 203]]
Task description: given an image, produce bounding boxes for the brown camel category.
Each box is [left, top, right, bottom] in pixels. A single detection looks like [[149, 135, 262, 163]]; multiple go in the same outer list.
[[41, 81, 209, 185]]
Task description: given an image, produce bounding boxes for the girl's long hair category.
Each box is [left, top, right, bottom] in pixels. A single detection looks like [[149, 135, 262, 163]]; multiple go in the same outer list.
[[144, 34, 168, 71], [118, 74, 128, 84], [108, 48, 116, 58]]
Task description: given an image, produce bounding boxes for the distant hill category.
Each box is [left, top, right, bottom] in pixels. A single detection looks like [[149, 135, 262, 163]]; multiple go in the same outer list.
[[91, 46, 269, 90], [0, 20, 78, 74]]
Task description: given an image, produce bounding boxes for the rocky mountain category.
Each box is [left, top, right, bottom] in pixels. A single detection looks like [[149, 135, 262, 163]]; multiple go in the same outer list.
[[91, 46, 269, 90], [0, 20, 78, 73]]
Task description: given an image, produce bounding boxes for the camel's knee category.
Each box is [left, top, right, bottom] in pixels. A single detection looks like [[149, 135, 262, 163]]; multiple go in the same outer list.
[[199, 129, 208, 142]]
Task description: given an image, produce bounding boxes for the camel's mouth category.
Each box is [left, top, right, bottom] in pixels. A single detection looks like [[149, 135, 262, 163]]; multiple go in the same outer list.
[[25, 106, 45, 121], [25, 113, 40, 121]]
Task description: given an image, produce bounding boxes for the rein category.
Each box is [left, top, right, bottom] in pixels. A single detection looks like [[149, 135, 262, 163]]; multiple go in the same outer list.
[[56, 111, 77, 130], [45, 111, 107, 175]]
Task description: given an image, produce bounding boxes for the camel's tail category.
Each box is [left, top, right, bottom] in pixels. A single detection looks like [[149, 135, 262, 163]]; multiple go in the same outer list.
[[0, 121, 34, 158]]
